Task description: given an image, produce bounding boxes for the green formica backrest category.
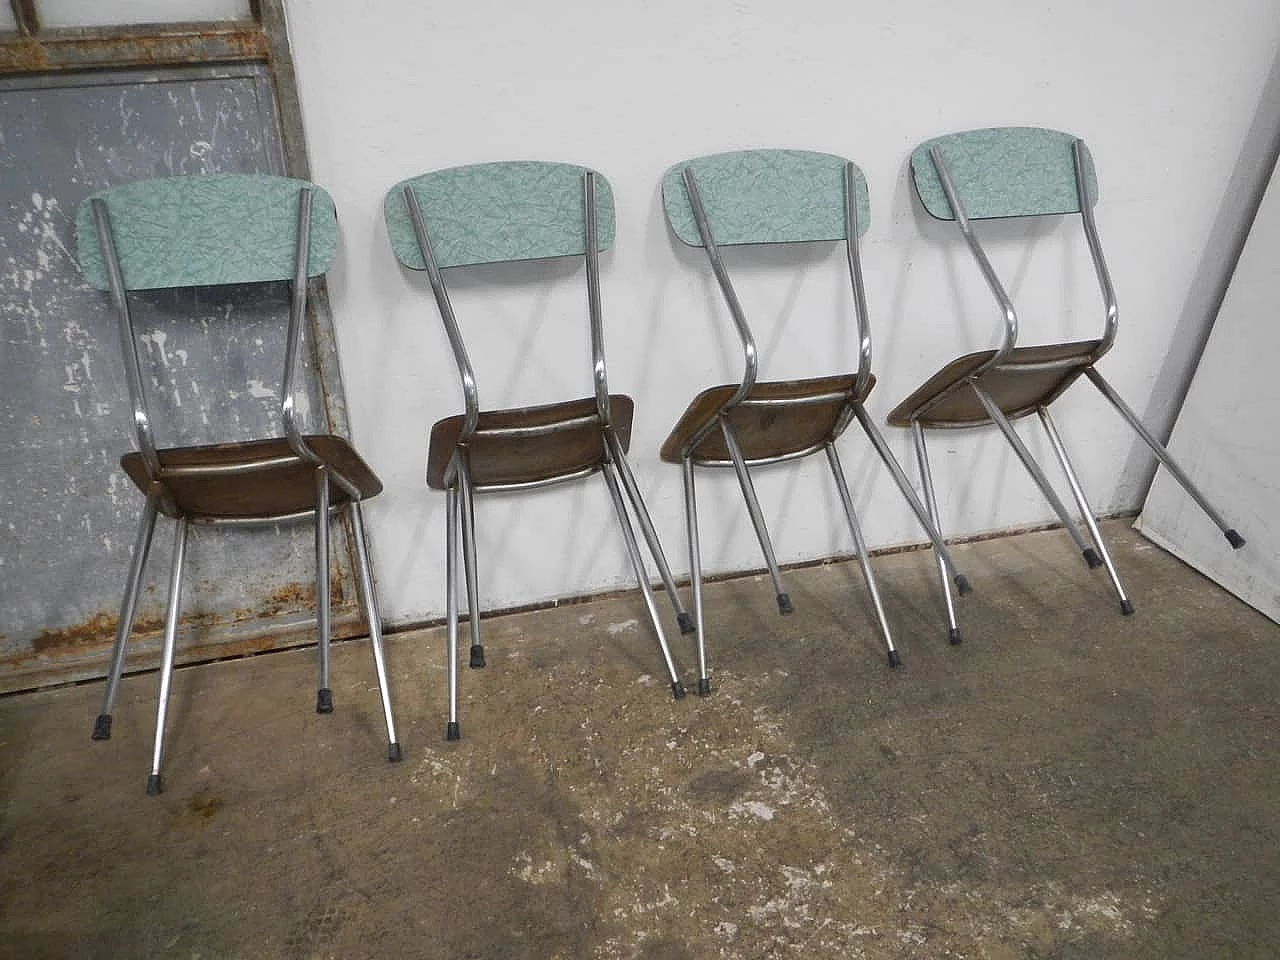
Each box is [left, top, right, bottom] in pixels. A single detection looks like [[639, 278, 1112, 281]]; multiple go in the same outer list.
[[910, 127, 1099, 221], [383, 161, 615, 269], [76, 174, 337, 291], [661, 149, 870, 247]]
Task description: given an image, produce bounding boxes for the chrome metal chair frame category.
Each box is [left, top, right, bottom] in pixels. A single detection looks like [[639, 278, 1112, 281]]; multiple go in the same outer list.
[[664, 153, 972, 694], [83, 180, 399, 794], [394, 166, 691, 741], [890, 132, 1244, 620]]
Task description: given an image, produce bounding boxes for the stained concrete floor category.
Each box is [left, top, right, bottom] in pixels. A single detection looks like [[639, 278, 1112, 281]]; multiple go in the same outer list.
[[2, 519, 1279, 959]]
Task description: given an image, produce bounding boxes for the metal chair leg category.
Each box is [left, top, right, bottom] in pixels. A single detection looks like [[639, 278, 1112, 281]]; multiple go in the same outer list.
[[93, 488, 160, 741], [911, 422, 962, 644], [606, 429, 694, 634], [1084, 367, 1244, 548], [1037, 407, 1134, 615], [349, 501, 401, 761], [457, 454, 485, 669], [147, 516, 188, 796], [720, 417, 792, 615], [600, 461, 686, 700], [681, 457, 709, 695], [445, 484, 461, 741], [314, 468, 334, 714], [853, 405, 971, 596], [970, 384, 1100, 567], [825, 443, 900, 667]]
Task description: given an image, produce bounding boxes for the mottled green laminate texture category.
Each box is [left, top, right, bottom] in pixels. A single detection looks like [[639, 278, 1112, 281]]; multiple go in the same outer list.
[[911, 127, 1099, 221], [661, 149, 870, 247], [384, 161, 615, 269], [75, 174, 337, 291]]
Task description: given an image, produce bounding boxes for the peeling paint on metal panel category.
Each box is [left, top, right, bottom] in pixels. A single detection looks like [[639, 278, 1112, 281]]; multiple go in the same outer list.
[[1, 66, 350, 687]]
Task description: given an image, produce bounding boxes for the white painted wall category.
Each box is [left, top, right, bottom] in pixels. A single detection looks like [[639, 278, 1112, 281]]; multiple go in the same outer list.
[[282, 0, 1280, 627]]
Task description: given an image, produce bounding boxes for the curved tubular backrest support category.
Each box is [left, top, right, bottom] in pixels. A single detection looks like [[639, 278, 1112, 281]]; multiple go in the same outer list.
[[910, 127, 1117, 363], [927, 145, 1020, 376], [679, 165, 759, 418], [842, 162, 874, 398], [398, 184, 481, 444], [89, 199, 160, 477], [75, 175, 357, 494], [582, 171, 611, 424], [1073, 139, 1119, 358], [384, 161, 618, 449], [660, 149, 874, 437]]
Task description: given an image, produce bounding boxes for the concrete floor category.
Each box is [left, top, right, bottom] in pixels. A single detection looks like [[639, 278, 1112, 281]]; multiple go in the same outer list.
[[1, 519, 1278, 959]]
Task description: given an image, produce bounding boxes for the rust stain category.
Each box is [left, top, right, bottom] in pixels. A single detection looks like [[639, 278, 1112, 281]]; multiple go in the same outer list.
[[254, 576, 347, 616], [30, 611, 165, 655], [184, 791, 224, 823], [0, 25, 268, 75], [260, 581, 315, 616], [25, 577, 352, 657]]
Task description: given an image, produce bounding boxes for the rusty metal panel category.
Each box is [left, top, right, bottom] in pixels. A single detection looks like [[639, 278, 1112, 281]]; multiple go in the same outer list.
[[0, 64, 361, 693], [0, 23, 268, 74]]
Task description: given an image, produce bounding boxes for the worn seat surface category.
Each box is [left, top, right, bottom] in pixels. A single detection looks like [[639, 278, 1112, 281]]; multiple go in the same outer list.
[[886, 341, 1101, 428], [426, 395, 634, 490], [661, 374, 873, 464], [121, 436, 381, 519]]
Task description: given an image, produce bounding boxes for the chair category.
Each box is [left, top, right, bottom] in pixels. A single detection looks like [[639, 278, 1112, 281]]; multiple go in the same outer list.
[[382, 160, 693, 741], [659, 149, 972, 693], [886, 126, 1245, 617], [75, 174, 400, 794]]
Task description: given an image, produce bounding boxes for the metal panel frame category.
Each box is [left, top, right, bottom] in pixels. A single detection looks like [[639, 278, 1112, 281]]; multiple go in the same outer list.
[[1, 0, 351, 442], [0, 0, 367, 691]]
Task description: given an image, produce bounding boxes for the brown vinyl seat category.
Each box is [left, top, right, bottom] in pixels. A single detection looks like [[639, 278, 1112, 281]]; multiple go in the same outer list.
[[658, 150, 970, 691], [74, 174, 400, 795], [121, 436, 381, 519], [662, 374, 871, 464], [886, 341, 1101, 428], [426, 395, 633, 490], [383, 162, 691, 741], [888, 127, 1244, 620]]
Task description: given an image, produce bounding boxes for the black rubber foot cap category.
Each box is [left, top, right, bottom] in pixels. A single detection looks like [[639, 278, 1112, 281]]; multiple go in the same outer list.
[[955, 574, 973, 596], [469, 644, 486, 669], [697, 678, 711, 697], [677, 612, 696, 635], [1120, 599, 1135, 616], [446, 721, 461, 742], [671, 681, 687, 700], [888, 650, 902, 668], [92, 714, 113, 741], [777, 593, 794, 615], [1083, 548, 1103, 569], [146, 774, 162, 796], [948, 627, 962, 646], [316, 688, 334, 714], [388, 742, 402, 763], [1226, 529, 1246, 549]]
